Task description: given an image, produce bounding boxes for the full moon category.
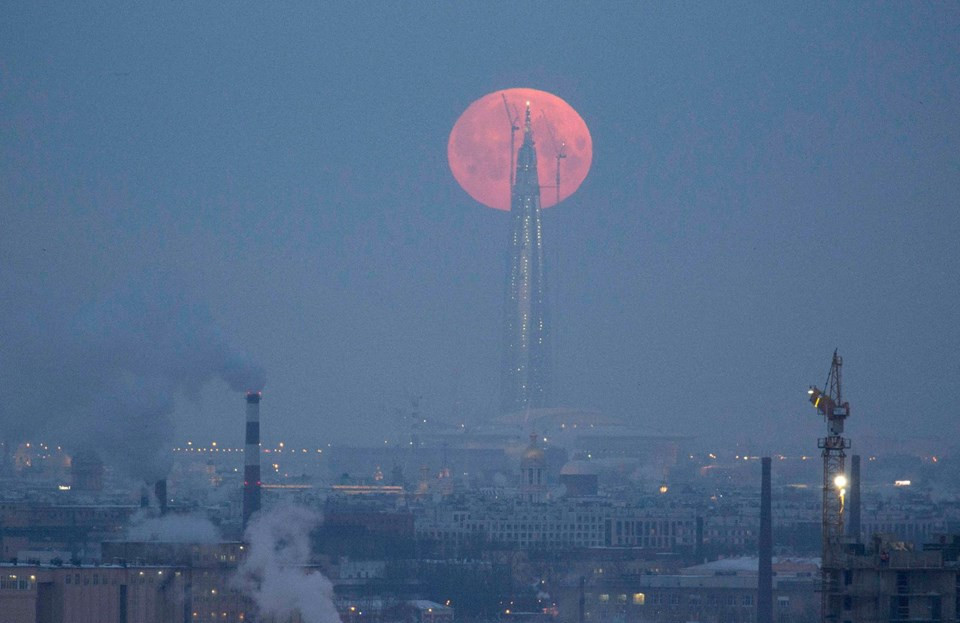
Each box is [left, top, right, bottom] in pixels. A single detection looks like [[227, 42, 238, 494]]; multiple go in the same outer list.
[[448, 88, 592, 211]]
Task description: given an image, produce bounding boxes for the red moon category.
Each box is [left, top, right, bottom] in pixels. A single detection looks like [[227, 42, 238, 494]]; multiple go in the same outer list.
[[448, 88, 592, 211]]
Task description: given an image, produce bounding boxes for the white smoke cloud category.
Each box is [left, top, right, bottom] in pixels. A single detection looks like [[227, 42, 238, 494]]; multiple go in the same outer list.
[[232, 505, 341, 623]]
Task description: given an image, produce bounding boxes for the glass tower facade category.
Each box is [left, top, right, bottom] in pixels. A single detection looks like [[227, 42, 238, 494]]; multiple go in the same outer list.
[[501, 104, 551, 413]]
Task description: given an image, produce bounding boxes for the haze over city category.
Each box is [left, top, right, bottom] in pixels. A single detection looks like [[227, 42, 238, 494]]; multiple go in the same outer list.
[[4, 5, 960, 623], [3, 4, 959, 453]]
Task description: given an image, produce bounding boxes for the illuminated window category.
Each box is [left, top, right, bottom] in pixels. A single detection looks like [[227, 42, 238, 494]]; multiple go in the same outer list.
[[632, 593, 645, 605], [598, 594, 609, 602]]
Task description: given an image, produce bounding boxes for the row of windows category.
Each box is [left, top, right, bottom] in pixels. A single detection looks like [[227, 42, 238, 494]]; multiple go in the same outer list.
[[65, 571, 181, 586], [595, 592, 762, 608], [0, 578, 34, 590]]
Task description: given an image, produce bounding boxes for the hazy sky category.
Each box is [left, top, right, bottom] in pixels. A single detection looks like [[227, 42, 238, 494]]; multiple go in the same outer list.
[[2, 3, 958, 452]]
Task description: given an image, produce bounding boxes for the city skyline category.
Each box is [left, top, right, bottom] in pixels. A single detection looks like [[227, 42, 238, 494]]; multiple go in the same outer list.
[[1, 4, 959, 452]]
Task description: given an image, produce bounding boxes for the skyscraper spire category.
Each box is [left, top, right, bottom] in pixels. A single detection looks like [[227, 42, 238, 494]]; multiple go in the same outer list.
[[501, 101, 551, 413]]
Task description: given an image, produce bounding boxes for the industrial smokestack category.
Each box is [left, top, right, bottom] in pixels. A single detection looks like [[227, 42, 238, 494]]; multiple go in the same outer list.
[[695, 516, 704, 563], [848, 454, 861, 543], [154, 479, 168, 516], [578, 576, 585, 623], [758, 457, 773, 623], [242, 391, 262, 530]]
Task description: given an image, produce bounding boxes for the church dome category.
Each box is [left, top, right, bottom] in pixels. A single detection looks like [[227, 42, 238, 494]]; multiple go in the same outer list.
[[560, 460, 597, 476]]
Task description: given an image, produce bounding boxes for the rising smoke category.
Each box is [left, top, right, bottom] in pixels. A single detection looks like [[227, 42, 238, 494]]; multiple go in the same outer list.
[[0, 283, 264, 482], [233, 505, 341, 623]]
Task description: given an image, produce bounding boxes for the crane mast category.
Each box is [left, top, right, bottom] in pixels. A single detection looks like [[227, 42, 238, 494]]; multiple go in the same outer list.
[[808, 349, 851, 621], [501, 93, 520, 190], [541, 111, 567, 207]]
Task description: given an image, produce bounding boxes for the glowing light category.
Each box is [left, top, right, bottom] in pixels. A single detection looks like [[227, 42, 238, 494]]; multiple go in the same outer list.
[[448, 88, 593, 210], [834, 474, 848, 488], [658, 484, 668, 494], [894, 480, 911, 487]]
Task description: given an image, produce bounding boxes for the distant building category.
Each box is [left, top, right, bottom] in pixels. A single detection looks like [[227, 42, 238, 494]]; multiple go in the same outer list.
[[70, 449, 104, 492], [519, 434, 547, 503], [572, 557, 819, 623], [0, 503, 136, 562], [559, 461, 598, 498], [825, 534, 960, 622], [0, 562, 244, 623], [414, 498, 696, 552]]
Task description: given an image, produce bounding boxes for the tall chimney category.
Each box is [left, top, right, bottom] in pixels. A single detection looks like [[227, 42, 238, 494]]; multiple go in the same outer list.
[[848, 454, 861, 543], [758, 457, 773, 623], [242, 391, 262, 530], [578, 576, 585, 623], [154, 479, 168, 515], [695, 516, 704, 563]]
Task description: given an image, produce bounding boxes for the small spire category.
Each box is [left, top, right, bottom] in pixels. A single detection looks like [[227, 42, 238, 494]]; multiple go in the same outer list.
[[523, 101, 533, 145]]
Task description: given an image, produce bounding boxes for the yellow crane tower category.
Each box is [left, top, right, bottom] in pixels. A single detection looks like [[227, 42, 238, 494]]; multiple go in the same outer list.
[[807, 349, 852, 621]]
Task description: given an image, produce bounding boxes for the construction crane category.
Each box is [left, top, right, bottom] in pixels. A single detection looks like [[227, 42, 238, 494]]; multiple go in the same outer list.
[[807, 349, 851, 621], [501, 93, 521, 190], [540, 111, 567, 207]]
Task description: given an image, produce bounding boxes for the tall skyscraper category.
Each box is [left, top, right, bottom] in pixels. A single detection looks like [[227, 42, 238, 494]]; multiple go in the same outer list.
[[501, 104, 550, 413]]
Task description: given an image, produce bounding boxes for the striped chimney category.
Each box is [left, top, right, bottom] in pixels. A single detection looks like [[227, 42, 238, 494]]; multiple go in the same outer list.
[[242, 391, 261, 530]]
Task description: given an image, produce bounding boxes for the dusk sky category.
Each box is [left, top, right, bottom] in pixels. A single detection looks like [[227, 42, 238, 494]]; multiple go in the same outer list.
[[2, 3, 958, 455]]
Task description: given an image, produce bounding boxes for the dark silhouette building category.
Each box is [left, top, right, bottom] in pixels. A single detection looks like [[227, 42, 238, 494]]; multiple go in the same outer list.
[[501, 103, 551, 413]]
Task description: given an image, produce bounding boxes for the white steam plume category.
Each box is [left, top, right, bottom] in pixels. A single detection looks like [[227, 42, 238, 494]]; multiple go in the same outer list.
[[232, 505, 341, 623]]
